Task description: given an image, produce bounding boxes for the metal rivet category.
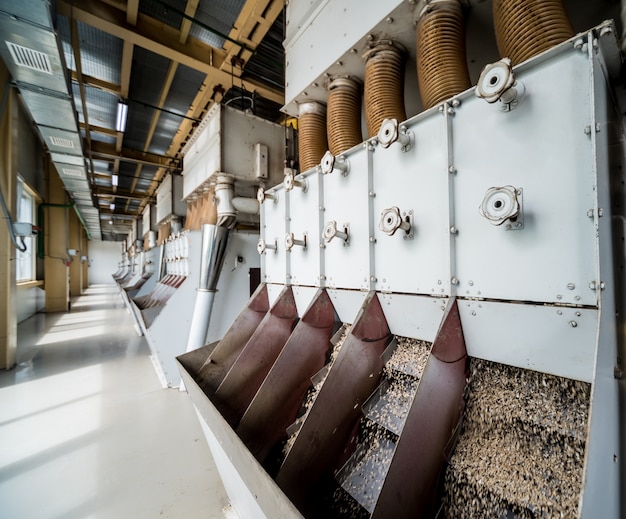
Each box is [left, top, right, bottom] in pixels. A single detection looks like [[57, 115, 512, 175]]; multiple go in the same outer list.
[[450, 226, 458, 234], [569, 321, 578, 327], [567, 283, 575, 290]]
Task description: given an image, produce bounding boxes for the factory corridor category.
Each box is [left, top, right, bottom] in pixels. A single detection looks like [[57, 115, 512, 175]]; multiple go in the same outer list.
[[0, 285, 230, 519]]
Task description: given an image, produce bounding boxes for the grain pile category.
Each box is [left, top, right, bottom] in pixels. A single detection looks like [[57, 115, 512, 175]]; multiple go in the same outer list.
[[333, 337, 432, 514], [443, 359, 590, 518], [282, 324, 352, 458]]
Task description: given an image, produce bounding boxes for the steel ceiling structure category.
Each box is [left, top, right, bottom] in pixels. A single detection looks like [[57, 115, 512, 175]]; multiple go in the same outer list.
[[0, 0, 285, 240]]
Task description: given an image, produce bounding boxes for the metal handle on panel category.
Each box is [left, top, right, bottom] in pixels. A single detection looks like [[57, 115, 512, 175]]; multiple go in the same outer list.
[[323, 220, 349, 244], [479, 185, 524, 229], [377, 118, 413, 152], [320, 151, 350, 175], [284, 170, 308, 192], [257, 187, 277, 204], [475, 58, 525, 112], [379, 207, 413, 237], [285, 232, 307, 251], [257, 238, 277, 254]]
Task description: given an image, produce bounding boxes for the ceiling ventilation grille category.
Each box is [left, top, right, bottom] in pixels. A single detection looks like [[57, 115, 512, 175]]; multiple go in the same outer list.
[[6, 41, 53, 74], [61, 167, 83, 177], [50, 136, 75, 148]]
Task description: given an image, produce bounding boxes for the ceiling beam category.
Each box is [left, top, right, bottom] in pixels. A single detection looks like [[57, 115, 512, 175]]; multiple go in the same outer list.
[[126, 0, 139, 25], [90, 141, 181, 170], [71, 72, 120, 95], [56, 0, 283, 105], [79, 122, 117, 138], [93, 188, 153, 202], [179, 0, 201, 44]]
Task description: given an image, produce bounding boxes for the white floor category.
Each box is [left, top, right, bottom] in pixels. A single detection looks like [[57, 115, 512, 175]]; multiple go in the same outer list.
[[0, 285, 231, 519]]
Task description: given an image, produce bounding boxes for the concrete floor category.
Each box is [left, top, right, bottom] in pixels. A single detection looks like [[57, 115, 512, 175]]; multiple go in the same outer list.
[[0, 285, 231, 519]]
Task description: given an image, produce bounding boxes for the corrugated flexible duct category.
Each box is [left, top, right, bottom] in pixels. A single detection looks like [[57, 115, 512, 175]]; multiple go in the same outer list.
[[417, 0, 471, 110], [327, 77, 363, 155], [298, 101, 328, 172], [493, 0, 574, 66], [363, 42, 407, 137]]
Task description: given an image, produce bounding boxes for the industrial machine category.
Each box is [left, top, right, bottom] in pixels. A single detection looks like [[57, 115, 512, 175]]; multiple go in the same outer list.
[[121, 103, 286, 387], [177, 0, 625, 518]]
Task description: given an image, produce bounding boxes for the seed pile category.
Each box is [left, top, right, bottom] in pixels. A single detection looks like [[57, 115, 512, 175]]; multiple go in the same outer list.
[[385, 336, 431, 378], [282, 324, 352, 459], [334, 336, 433, 514], [443, 359, 590, 519], [338, 434, 396, 513]]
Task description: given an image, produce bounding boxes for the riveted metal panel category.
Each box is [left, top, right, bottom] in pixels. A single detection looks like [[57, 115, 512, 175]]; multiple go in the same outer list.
[[459, 300, 597, 382], [323, 143, 372, 290], [372, 111, 451, 296], [288, 169, 322, 287], [261, 184, 287, 285], [452, 50, 597, 306]]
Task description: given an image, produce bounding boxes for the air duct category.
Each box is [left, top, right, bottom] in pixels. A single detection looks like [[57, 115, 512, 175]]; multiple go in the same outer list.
[[493, 0, 574, 65], [327, 77, 363, 155], [298, 101, 328, 172], [416, 0, 471, 110], [363, 42, 407, 138]]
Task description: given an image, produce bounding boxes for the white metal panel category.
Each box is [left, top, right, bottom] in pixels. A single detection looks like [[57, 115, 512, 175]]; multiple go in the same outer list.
[[266, 283, 284, 308], [379, 293, 447, 342], [458, 300, 598, 383], [156, 174, 173, 224], [326, 289, 368, 324], [222, 106, 285, 186], [372, 112, 451, 296], [288, 169, 322, 287], [323, 144, 372, 290], [207, 232, 260, 344], [142, 205, 151, 237], [292, 285, 319, 317], [183, 105, 222, 199], [261, 186, 288, 284], [452, 50, 597, 306]]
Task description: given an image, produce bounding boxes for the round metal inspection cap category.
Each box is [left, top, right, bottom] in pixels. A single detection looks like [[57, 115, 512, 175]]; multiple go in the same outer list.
[[257, 187, 268, 204], [475, 58, 515, 103], [321, 150, 336, 175], [378, 118, 400, 148], [479, 186, 520, 225], [379, 207, 404, 235]]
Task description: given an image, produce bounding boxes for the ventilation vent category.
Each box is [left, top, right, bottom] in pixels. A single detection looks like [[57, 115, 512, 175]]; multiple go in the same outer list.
[[50, 136, 75, 148], [6, 41, 52, 74], [61, 167, 83, 178]]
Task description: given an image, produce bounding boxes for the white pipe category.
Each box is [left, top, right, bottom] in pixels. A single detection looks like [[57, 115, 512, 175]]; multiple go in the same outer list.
[[185, 290, 217, 353], [232, 196, 260, 215]]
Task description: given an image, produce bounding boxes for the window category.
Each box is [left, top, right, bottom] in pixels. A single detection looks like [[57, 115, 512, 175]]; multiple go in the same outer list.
[[16, 178, 36, 282]]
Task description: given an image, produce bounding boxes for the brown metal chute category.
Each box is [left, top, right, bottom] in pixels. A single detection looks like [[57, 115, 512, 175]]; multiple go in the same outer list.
[[363, 42, 407, 138], [327, 77, 363, 155], [493, 0, 574, 66], [417, 1, 471, 110], [298, 101, 328, 172]]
